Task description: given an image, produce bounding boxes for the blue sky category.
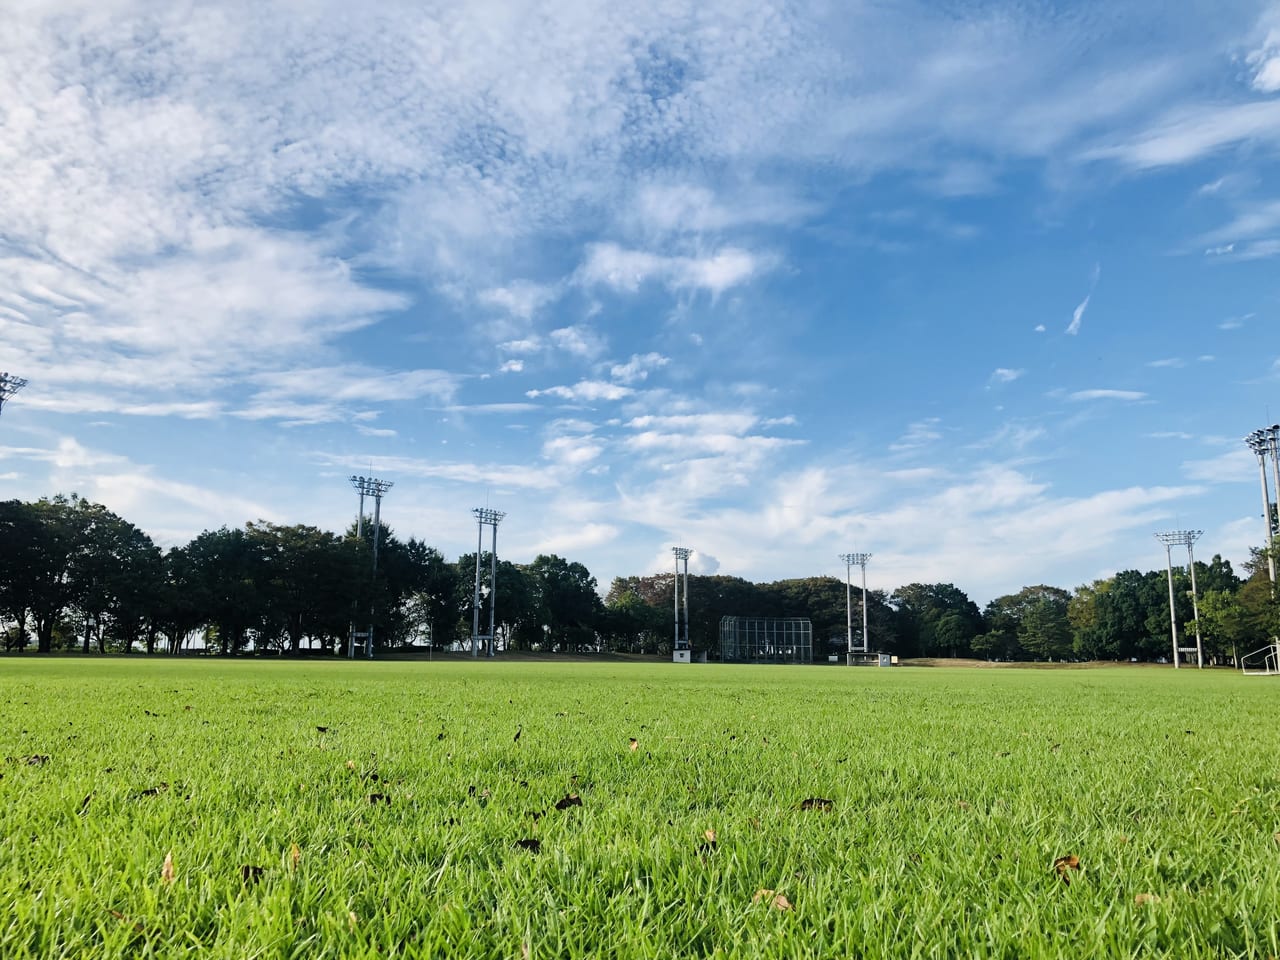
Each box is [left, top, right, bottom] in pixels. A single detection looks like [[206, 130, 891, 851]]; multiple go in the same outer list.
[[2, 0, 1278, 604]]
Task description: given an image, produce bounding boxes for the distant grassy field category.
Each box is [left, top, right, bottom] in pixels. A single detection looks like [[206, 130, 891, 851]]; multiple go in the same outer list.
[[2, 658, 1278, 958]]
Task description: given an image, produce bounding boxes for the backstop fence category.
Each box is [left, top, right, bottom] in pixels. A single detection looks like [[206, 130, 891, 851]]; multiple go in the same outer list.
[[718, 617, 812, 664]]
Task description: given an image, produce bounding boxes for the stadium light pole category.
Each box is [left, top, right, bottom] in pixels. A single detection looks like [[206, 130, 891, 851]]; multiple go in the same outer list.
[[0, 372, 28, 418], [471, 508, 505, 657], [1245, 429, 1276, 588], [839, 552, 871, 660], [350, 476, 392, 659], [1268, 424, 1280, 576], [1155, 530, 1202, 669], [672, 547, 692, 658]]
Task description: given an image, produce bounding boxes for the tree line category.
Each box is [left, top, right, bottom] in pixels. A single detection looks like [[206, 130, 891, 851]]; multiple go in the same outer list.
[[2, 494, 1277, 662]]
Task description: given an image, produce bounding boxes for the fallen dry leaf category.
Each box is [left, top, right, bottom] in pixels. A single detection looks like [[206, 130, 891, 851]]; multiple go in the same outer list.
[[555, 793, 582, 810], [629, 738, 639, 751], [1053, 854, 1081, 884], [348, 911, 358, 930], [161, 851, 175, 885], [753, 888, 792, 911], [110, 909, 145, 933], [1134, 893, 1161, 906], [799, 798, 833, 811], [290, 843, 302, 869]]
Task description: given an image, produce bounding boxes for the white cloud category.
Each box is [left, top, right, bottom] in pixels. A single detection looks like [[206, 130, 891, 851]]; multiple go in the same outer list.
[[989, 367, 1024, 384], [527, 380, 633, 403], [549, 325, 607, 360], [1181, 448, 1254, 484], [499, 359, 525, 374], [1068, 389, 1147, 402], [1066, 294, 1090, 336], [1247, 24, 1280, 92], [478, 281, 559, 320], [1145, 358, 1185, 368], [1086, 101, 1280, 170], [610, 352, 670, 384], [541, 434, 604, 468], [889, 418, 943, 452], [578, 243, 772, 297], [499, 338, 542, 355]]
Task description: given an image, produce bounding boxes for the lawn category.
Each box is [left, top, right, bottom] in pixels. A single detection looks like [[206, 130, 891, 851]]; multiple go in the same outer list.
[[1, 658, 1277, 958]]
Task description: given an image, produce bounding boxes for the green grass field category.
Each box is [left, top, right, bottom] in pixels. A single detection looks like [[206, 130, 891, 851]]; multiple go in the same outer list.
[[2, 658, 1278, 958]]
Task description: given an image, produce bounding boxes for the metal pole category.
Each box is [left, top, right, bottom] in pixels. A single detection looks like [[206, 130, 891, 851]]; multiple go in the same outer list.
[[1269, 426, 1280, 565], [675, 555, 686, 655], [1255, 445, 1276, 586], [1186, 541, 1203, 668], [1164, 541, 1179, 669], [861, 558, 870, 654], [368, 492, 381, 659], [488, 521, 498, 656], [682, 554, 690, 650], [472, 521, 483, 657]]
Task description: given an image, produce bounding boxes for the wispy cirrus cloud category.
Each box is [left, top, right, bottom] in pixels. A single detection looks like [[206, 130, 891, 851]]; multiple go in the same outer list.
[[1068, 389, 1148, 402], [989, 367, 1025, 384], [577, 243, 773, 297]]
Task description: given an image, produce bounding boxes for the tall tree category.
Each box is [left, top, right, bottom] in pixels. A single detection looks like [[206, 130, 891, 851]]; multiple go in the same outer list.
[[890, 583, 983, 658], [527, 554, 601, 653]]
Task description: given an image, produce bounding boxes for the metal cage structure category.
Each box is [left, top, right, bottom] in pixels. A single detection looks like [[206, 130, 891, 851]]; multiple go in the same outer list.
[[718, 617, 813, 664]]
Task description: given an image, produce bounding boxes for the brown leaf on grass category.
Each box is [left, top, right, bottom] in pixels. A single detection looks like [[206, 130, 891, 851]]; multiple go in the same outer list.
[[698, 829, 717, 856], [1134, 893, 1161, 906], [555, 793, 582, 810], [161, 851, 175, 885], [799, 798, 833, 811], [138, 782, 170, 799], [1050, 743, 1061, 754], [514, 838, 541, 853], [290, 843, 302, 869], [1053, 855, 1080, 884], [241, 864, 265, 885], [347, 911, 358, 930], [345, 760, 356, 771], [110, 909, 145, 933], [753, 889, 793, 911], [629, 738, 639, 751]]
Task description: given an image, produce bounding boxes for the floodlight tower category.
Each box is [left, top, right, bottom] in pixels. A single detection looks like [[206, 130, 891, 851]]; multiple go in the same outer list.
[[839, 552, 872, 661], [349, 475, 393, 659], [1245, 429, 1277, 588], [672, 546, 692, 661], [0, 372, 28, 417], [1155, 530, 1203, 669], [471, 507, 505, 657]]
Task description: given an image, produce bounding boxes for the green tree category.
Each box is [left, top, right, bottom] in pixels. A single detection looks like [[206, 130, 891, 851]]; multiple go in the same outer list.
[[527, 554, 602, 653], [249, 522, 355, 653], [181, 527, 266, 655], [890, 583, 983, 658]]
